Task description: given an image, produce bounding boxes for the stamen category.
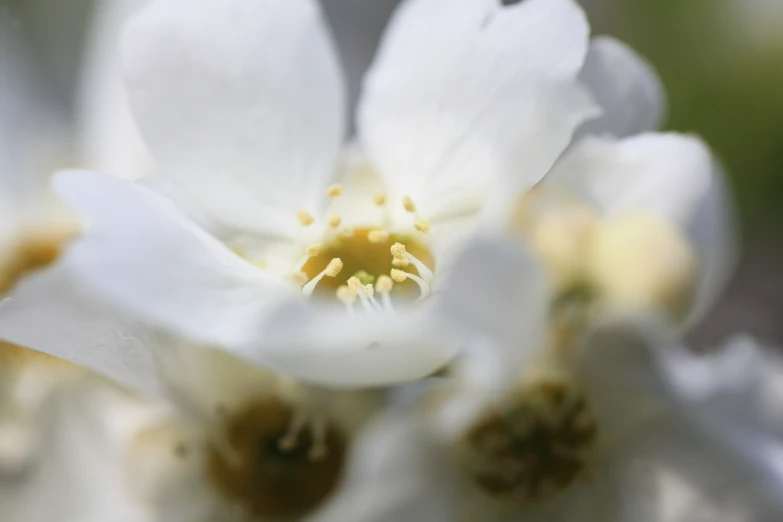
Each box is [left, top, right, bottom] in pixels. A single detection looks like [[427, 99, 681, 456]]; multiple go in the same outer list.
[[376, 275, 394, 294], [390, 269, 430, 299], [336, 285, 357, 305], [390, 242, 407, 260], [372, 192, 387, 206], [392, 257, 410, 268], [368, 230, 390, 244], [306, 243, 322, 258], [308, 418, 329, 461], [302, 258, 343, 298], [414, 219, 430, 234], [296, 210, 314, 227], [325, 184, 343, 198], [404, 252, 435, 283], [293, 243, 323, 272], [327, 213, 342, 228], [348, 277, 382, 313], [402, 195, 416, 213]]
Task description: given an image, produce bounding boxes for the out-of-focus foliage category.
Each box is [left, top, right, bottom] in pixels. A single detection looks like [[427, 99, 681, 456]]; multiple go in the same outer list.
[[588, 0, 783, 235]]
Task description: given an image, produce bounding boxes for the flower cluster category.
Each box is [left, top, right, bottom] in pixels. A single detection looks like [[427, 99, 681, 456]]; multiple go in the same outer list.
[[1, 0, 782, 521]]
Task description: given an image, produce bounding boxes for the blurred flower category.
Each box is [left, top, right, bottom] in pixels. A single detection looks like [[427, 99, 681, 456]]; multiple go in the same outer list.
[[314, 240, 783, 522]]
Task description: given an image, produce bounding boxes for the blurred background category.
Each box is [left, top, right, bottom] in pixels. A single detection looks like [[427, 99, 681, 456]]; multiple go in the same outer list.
[[1, 0, 781, 346]]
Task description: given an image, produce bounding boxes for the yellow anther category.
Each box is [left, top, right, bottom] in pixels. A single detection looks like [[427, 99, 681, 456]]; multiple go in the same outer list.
[[296, 211, 314, 226], [325, 258, 344, 278], [305, 243, 322, 257], [290, 271, 308, 285], [336, 285, 357, 304], [372, 192, 387, 206], [364, 284, 375, 297], [376, 275, 394, 293], [390, 243, 407, 259], [327, 213, 342, 228], [325, 184, 343, 197], [368, 230, 390, 244], [347, 276, 363, 290], [392, 258, 410, 268], [390, 269, 408, 283], [414, 219, 430, 234], [402, 196, 416, 213]]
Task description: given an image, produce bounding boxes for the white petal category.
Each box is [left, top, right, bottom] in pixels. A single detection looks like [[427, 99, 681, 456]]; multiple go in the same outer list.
[[577, 36, 666, 138], [438, 237, 550, 386], [547, 133, 736, 321], [76, 0, 155, 182], [358, 0, 598, 221], [240, 300, 456, 388], [122, 0, 346, 236], [52, 170, 288, 349], [0, 264, 162, 397], [311, 411, 457, 522]]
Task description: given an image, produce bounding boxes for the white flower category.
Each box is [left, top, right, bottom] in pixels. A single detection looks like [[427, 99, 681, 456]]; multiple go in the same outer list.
[[4, 0, 635, 387], [315, 239, 782, 522]]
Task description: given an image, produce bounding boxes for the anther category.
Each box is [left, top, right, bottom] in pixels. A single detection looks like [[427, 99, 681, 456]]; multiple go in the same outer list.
[[296, 210, 314, 226], [390, 269, 407, 283], [306, 243, 322, 257], [368, 230, 390, 244], [392, 258, 410, 268], [325, 184, 343, 197], [414, 219, 430, 234], [302, 258, 343, 298], [376, 275, 394, 294], [390, 269, 430, 299], [402, 195, 417, 213], [336, 285, 358, 305], [390, 243, 407, 260], [372, 192, 387, 206], [327, 213, 342, 228]]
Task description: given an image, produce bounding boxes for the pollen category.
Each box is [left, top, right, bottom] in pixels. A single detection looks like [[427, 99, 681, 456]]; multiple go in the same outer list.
[[402, 195, 416, 213], [390, 269, 407, 283], [324, 258, 343, 278], [306, 244, 322, 258], [367, 230, 390, 244], [325, 184, 343, 197], [327, 213, 342, 228], [207, 399, 346, 519], [414, 219, 430, 234], [296, 211, 315, 227], [375, 275, 394, 293], [372, 191, 387, 206], [336, 285, 357, 304], [390, 243, 407, 259], [392, 257, 410, 268]]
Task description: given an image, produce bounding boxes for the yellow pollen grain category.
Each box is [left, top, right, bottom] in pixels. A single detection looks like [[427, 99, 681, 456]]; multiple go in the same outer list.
[[402, 196, 416, 213], [392, 258, 410, 268], [372, 192, 387, 206], [290, 271, 308, 285], [325, 184, 343, 197], [325, 258, 344, 277], [368, 230, 390, 244], [390, 269, 408, 283], [390, 243, 407, 259], [414, 219, 430, 234], [376, 275, 394, 293], [327, 213, 342, 228], [296, 211, 314, 226], [336, 285, 357, 304], [306, 243, 322, 257]]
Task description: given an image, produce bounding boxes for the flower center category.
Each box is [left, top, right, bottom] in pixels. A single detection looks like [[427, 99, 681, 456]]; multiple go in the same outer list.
[[207, 399, 346, 519], [295, 227, 435, 305], [457, 381, 597, 505]]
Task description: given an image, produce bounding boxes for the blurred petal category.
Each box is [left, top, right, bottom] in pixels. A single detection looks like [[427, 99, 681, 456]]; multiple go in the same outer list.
[[242, 300, 455, 388], [77, 0, 155, 181], [53, 170, 288, 349], [547, 133, 735, 321], [122, 0, 346, 236], [313, 411, 457, 522], [577, 36, 665, 138], [359, 0, 598, 221], [438, 237, 550, 384], [0, 264, 161, 396]]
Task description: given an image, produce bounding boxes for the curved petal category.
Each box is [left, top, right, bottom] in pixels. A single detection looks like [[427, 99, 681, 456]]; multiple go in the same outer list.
[[358, 0, 598, 222], [52, 170, 289, 349], [577, 36, 666, 138], [438, 237, 550, 386], [121, 0, 346, 236], [546, 133, 736, 321], [239, 300, 456, 388], [0, 264, 162, 397]]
